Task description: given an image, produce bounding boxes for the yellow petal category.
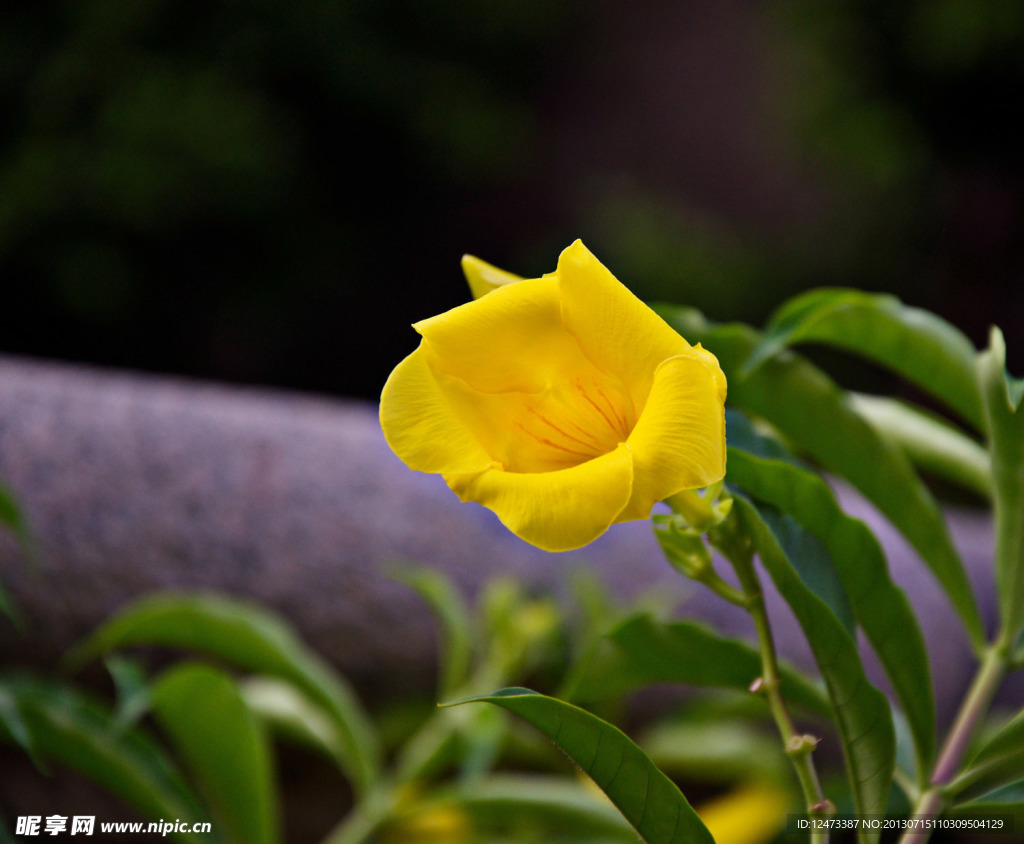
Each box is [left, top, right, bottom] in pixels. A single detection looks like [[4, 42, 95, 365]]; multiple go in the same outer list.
[[693, 342, 728, 402], [444, 443, 634, 552], [380, 347, 494, 474], [697, 783, 791, 844], [556, 240, 693, 411], [619, 352, 726, 521], [414, 277, 575, 394], [428, 367, 629, 473], [461, 254, 523, 299]]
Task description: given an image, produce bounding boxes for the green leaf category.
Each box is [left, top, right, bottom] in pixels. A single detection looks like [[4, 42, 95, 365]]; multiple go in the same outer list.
[[659, 306, 985, 647], [744, 288, 983, 430], [951, 759, 1024, 806], [445, 688, 714, 844], [731, 496, 896, 827], [239, 676, 345, 765], [723, 408, 800, 464], [0, 483, 26, 626], [950, 708, 1024, 804], [757, 507, 857, 634], [955, 787, 1024, 840], [0, 587, 17, 628], [1010, 378, 1024, 413], [0, 674, 211, 843], [725, 436, 936, 779], [0, 683, 43, 770], [106, 655, 152, 729], [849, 394, 992, 500], [65, 592, 381, 794], [953, 782, 1024, 815], [0, 483, 23, 535], [151, 663, 278, 844], [978, 327, 1024, 640], [393, 567, 473, 698], [568, 613, 831, 720], [640, 716, 789, 784]]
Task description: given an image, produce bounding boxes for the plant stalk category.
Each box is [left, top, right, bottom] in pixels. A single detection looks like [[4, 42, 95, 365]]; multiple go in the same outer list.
[[320, 784, 395, 844], [710, 527, 831, 844], [897, 638, 1011, 844]]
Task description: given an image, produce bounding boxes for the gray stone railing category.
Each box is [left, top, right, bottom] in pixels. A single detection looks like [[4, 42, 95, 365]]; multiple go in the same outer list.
[[0, 354, 1009, 717]]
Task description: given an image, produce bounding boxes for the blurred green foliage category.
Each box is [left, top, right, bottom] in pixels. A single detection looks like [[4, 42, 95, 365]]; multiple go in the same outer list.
[[0, 572, 796, 844]]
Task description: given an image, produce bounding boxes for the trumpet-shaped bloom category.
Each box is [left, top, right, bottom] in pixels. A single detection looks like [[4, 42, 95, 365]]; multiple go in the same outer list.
[[380, 240, 726, 552]]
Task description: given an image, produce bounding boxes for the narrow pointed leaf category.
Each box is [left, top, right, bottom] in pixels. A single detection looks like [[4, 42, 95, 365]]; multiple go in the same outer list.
[[569, 613, 831, 719], [745, 288, 983, 430], [0, 483, 23, 535], [0, 586, 17, 627], [0, 483, 26, 626], [950, 754, 1024, 806], [978, 327, 1024, 639], [755, 502, 857, 633], [0, 675, 211, 843], [65, 593, 380, 793], [640, 718, 790, 783], [726, 435, 935, 778], [0, 684, 43, 770], [952, 782, 1024, 815], [446, 688, 714, 844], [949, 708, 1024, 804], [151, 663, 278, 844], [849, 394, 991, 500], [240, 676, 345, 766], [106, 655, 152, 729], [723, 407, 798, 463], [658, 306, 984, 647], [732, 496, 895, 830]]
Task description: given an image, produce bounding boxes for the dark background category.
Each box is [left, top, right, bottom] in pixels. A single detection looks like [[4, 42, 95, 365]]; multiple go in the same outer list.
[[2, 0, 1022, 401]]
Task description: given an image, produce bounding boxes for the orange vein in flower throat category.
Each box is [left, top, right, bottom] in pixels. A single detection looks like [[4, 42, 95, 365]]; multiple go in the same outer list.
[[528, 406, 600, 448], [579, 379, 630, 439], [510, 377, 635, 471], [514, 420, 592, 460]]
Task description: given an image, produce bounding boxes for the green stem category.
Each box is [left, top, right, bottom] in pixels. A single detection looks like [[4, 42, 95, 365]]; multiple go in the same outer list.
[[749, 585, 828, 815], [322, 657, 512, 844], [320, 784, 396, 844], [897, 637, 1011, 844], [709, 527, 831, 844]]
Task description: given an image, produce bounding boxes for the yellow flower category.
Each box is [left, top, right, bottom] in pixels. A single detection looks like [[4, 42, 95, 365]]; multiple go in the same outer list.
[[698, 782, 792, 844], [380, 240, 726, 552], [381, 806, 471, 844]]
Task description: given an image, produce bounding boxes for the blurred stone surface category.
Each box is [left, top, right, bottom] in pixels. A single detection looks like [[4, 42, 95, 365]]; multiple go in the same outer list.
[[0, 353, 1009, 722], [0, 354, 696, 699]]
